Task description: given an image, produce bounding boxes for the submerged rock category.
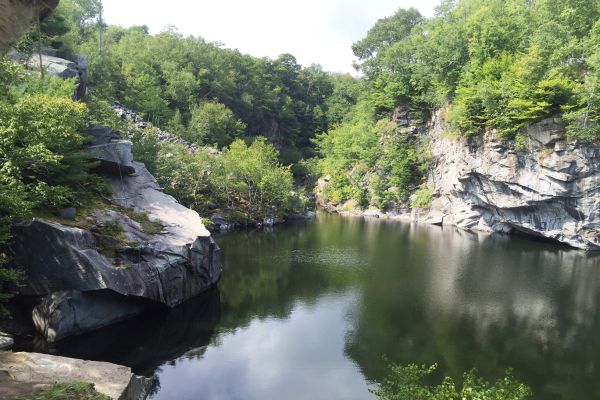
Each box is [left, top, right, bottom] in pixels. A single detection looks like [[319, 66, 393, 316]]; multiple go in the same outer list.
[[210, 212, 232, 231], [0, 351, 150, 400]]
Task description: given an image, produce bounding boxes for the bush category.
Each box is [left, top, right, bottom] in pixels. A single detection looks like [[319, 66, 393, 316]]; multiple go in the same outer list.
[[127, 122, 161, 172], [140, 136, 295, 223], [315, 103, 431, 209], [185, 101, 246, 148], [370, 363, 532, 400], [0, 58, 100, 319], [0, 94, 95, 210], [220, 138, 294, 220], [411, 185, 433, 209], [85, 95, 123, 131]]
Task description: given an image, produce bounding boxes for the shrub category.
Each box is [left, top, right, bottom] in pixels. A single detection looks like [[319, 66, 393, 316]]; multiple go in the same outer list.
[[185, 101, 246, 148], [411, 185, 433, 209], [370, 363, 532, 400], [315, 103, 431, 209], [135, 135, 295, 223], [0, 59, 100, 319]]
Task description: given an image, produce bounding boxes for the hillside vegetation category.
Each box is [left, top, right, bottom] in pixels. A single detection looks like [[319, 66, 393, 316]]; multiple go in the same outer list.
[[316, 0, 600, 209], [2, 0, 599, 314]]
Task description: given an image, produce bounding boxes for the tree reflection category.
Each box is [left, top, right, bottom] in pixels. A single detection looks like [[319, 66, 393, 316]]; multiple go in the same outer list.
[[344, 220, 600, 399]]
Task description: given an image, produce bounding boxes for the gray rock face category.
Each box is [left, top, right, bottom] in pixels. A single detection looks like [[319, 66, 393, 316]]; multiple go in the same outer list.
[[88, 125, 122, 145], [11, 217, 220, 307], [421, 113, 600, 250], [87, 125, 135, 175], [32, 290, 147, 343], [0, 351, 150, 400], [25, 54, 78, 79], [0, 0, 59, 55], [10, 154, 221, 340], [8, 51, 87, 99], [0, 332, 13, 350], [88, 140, 136, 175]]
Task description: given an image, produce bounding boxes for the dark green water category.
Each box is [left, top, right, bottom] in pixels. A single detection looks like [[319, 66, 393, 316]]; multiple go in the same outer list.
[[49, 214, 600, 399]]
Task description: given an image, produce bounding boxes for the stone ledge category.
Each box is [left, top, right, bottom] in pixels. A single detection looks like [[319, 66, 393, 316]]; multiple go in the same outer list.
[[0, 351, 150, 400]]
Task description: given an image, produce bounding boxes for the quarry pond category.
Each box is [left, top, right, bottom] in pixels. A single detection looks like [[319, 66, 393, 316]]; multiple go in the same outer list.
[[40, 214, 600, 400]]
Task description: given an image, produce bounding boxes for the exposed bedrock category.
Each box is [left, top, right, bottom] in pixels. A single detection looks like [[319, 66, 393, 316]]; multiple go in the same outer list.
[[0, 351, 150, 400], [8, 126, 221, 341], [422, 114, 600, 250], [0, 0, 59, 55]]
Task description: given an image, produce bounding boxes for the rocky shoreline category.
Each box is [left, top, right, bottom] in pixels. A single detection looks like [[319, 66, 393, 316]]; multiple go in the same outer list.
[[317, 111, 600, 251], [5, 122, 221, 343], [0, 351, 150, 400]]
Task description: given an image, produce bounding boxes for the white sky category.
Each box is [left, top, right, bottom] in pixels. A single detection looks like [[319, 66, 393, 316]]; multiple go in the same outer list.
[[101, 0, 440, 74]]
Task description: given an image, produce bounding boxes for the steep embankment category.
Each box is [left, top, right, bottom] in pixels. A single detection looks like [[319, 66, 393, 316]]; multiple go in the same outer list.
[[317, 111, 600, 250], [421, 113, 600, 250], [9, 123, 221, 343]]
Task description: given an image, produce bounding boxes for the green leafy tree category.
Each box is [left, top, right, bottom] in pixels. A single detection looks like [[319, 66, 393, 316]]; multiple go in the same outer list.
[[219, 138, 293, 220], [186, 101, 246, 148], [352, 8, 423, 62], [315, 101, 430, 209], [0, 60, 98, 317]]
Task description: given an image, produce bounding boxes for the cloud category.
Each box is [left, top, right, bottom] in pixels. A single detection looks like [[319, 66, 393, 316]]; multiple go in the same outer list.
[[152, 293, 369, 400]]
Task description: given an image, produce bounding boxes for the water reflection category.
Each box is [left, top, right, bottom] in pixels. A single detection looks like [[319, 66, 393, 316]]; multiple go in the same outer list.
[[38, 214, 600, 400], [344, 217, 600, 399], [150, 294, 370, 400], [31, 287, 221, 376]]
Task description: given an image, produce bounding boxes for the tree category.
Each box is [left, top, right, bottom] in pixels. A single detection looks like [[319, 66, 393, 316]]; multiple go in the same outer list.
[[186, 101, 246, 148], [352, 8, 424, 61]]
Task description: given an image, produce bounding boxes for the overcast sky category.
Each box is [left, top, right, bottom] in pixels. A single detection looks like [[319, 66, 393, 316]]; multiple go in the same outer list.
[[101, 0, 440, 74]]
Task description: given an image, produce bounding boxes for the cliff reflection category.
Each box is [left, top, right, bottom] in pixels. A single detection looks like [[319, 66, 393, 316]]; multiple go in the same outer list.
[[345, 220, 600, 399], [33, 287, 221, 376]]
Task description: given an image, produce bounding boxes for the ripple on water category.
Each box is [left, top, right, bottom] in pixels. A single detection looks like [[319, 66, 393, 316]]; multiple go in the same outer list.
[[283, 247, 368, 269]]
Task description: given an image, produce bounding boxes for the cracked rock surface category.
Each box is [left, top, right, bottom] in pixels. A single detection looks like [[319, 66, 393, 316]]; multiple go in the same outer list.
[[9, 127, 221, 341], [421, 114, 600, 250]]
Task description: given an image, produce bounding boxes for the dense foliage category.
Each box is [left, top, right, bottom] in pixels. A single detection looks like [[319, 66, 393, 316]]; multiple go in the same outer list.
[[315, 105, 430, 209], [371, 363, 531, 400], [130, 124, 297, 223], [32, 2, 359, 162], [354, 0, 600, 140], [0, 59, 100, 315], [317, 0, 600, 210], [184, 101, 246, 149]]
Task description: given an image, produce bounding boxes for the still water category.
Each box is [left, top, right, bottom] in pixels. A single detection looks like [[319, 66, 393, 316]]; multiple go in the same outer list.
[[49, 214, 600, 399]]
